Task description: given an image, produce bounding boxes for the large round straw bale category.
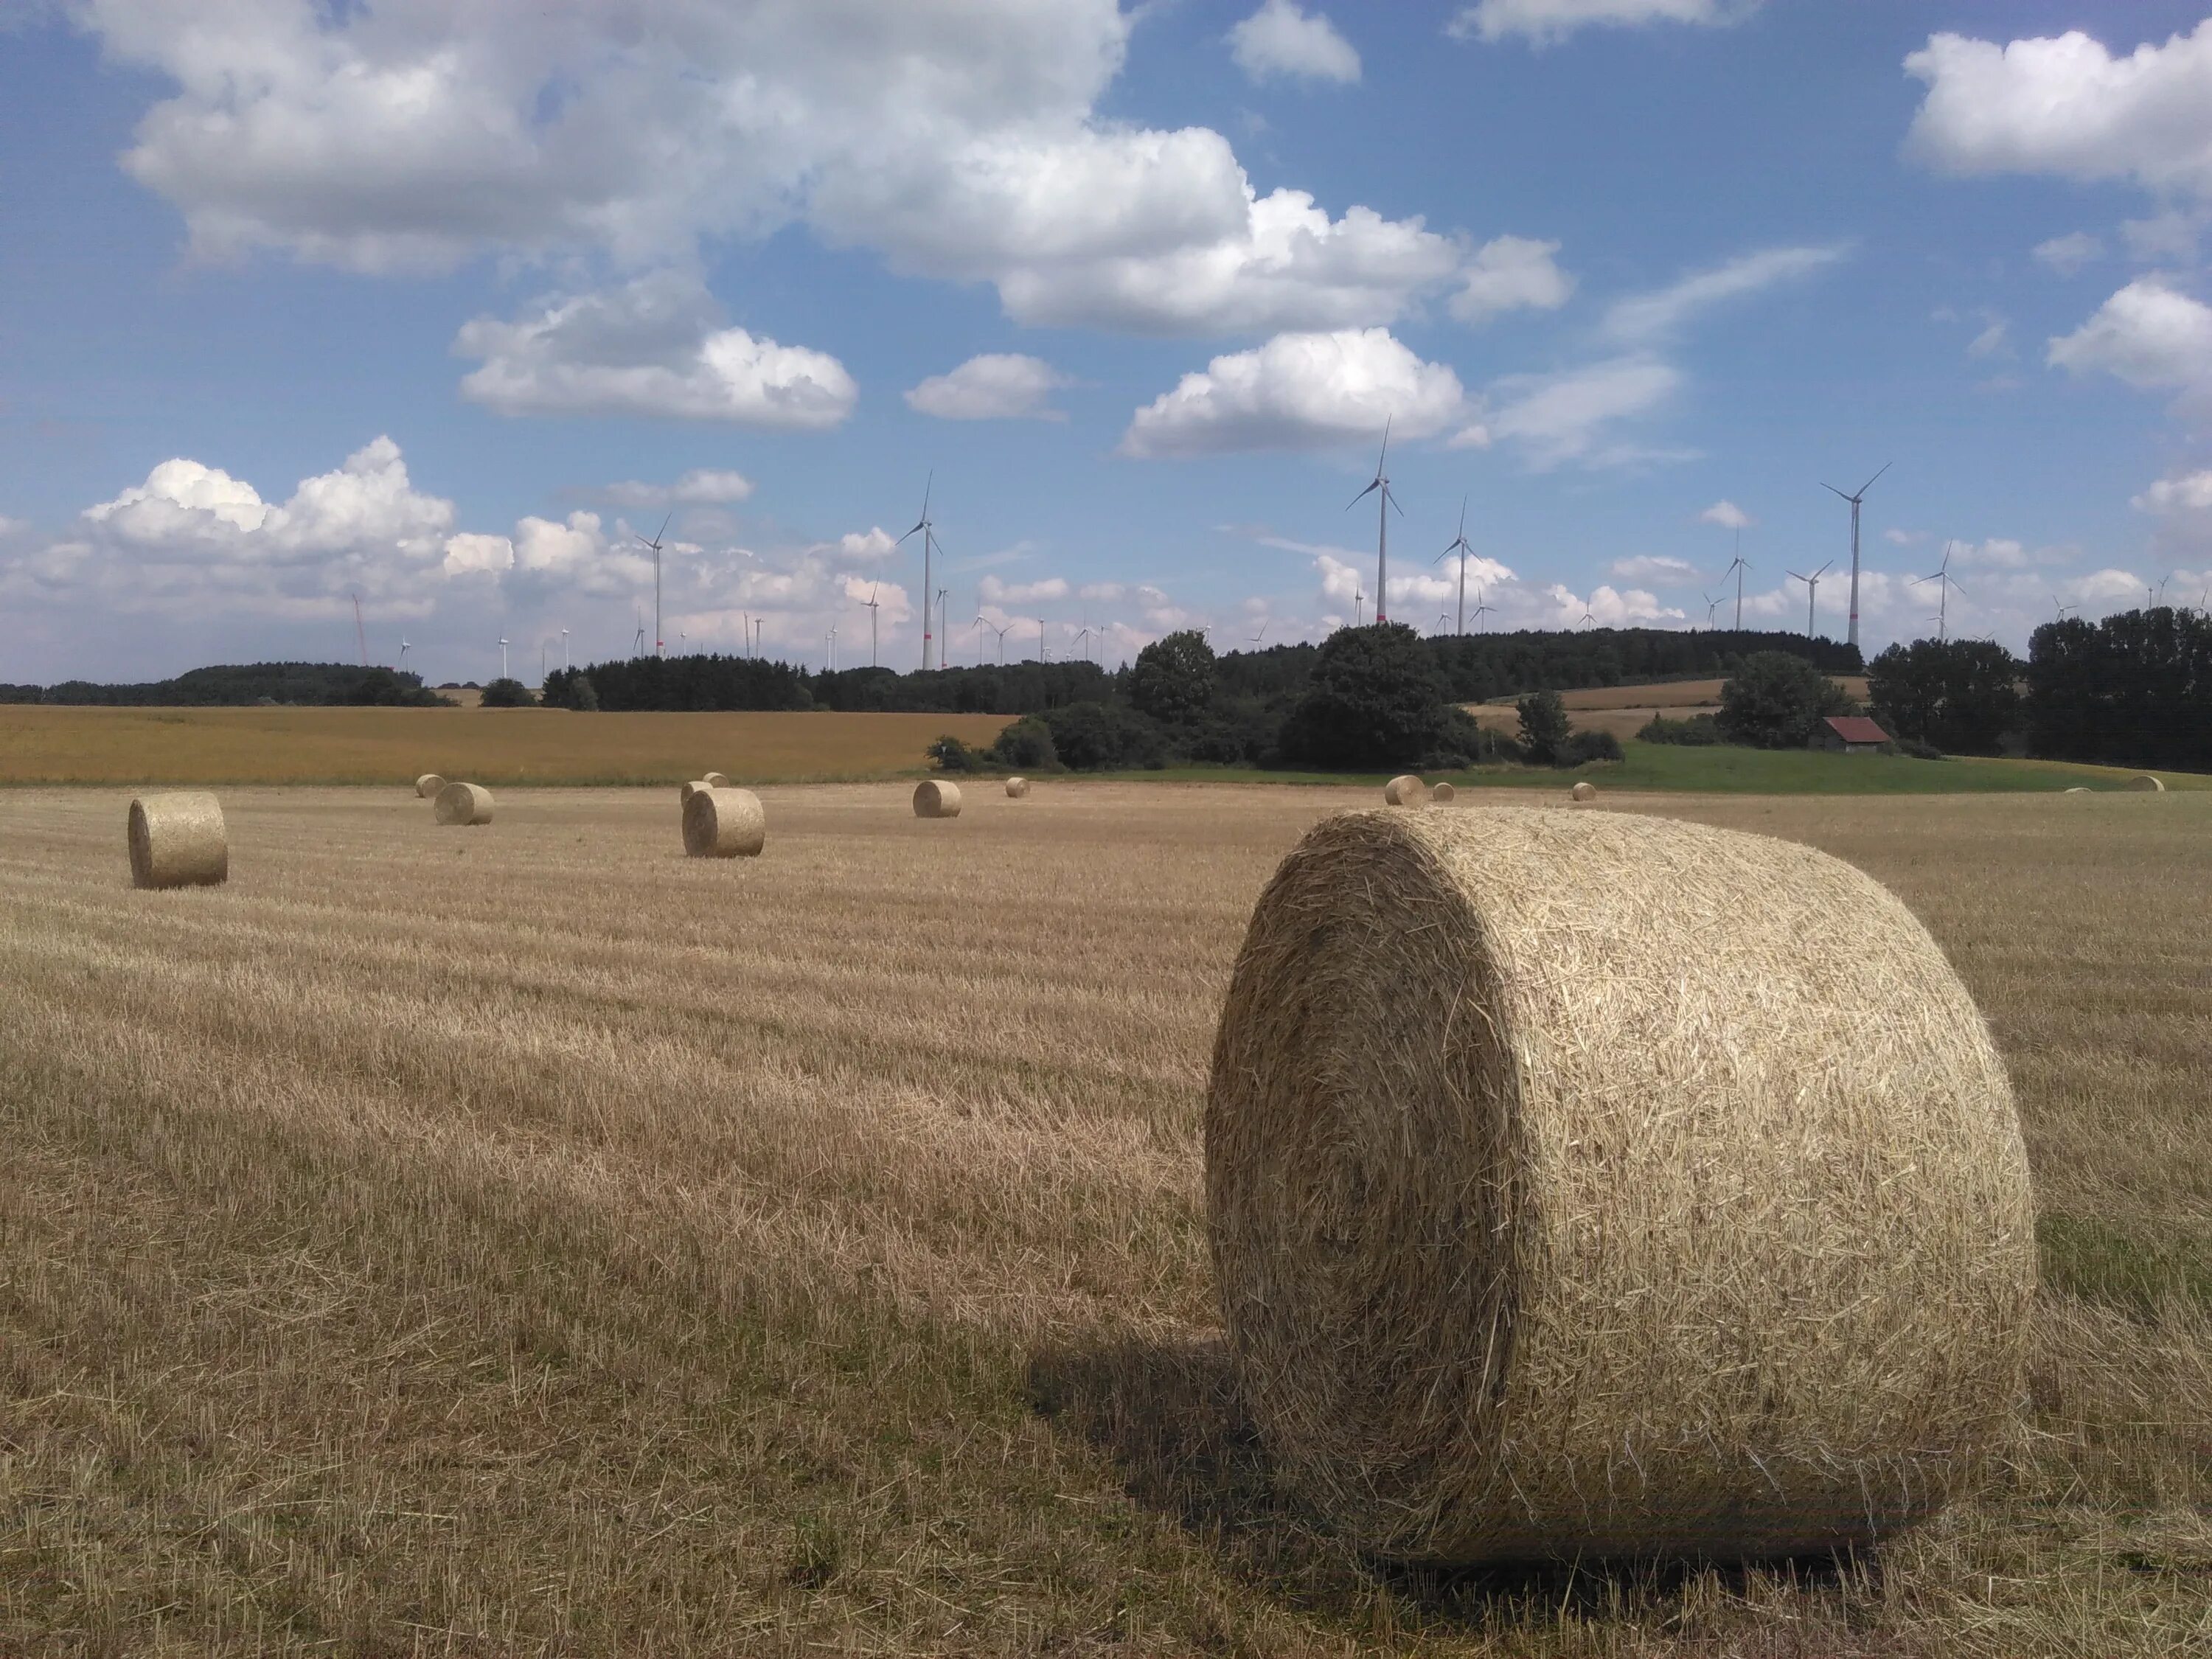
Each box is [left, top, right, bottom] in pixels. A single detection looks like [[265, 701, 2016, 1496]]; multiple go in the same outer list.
[[433, 781, 494, 826], [414, 773, 445, 799], [913, 779, 963, 818], [2126, 773, 2166, 792], [1430, 782, 1456, 804], [1571, 779, 1598, 801], [128, 792, 228, 889], [683, 786, 766, 858], [679, 779, 712, 805], [1207, 807, 2034, 1564], [1384, 774, 1425, 806], [703, 771, 731, 788], [1006, 776, 1031, 799]]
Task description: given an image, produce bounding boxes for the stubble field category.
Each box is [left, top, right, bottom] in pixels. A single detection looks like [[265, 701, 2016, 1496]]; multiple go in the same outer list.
[[1, 782, 2206, 1656]]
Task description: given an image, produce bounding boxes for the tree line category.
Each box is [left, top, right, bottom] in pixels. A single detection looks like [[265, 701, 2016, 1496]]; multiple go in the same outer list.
[[1, 663, 447, 706]]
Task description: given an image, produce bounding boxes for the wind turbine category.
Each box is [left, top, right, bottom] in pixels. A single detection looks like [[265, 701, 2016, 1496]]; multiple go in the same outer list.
[[2052, 596, 2077, 622], [937, 589, 950, 667], [1786, 559, 1834, 639], [975, 615, 1011, 663], [1913, 540, 1966, 641], [1036, 616, 1048, 663], [1470, 587, 1495, 632], [1346, 418, 1402, 625], [352, 593, 369, 667], [826, 625, 837, 670], [633, 608, 647, 656], [1436, 497, 1475, 634], [1071, 620, 1095, 662], [1820, 462, 1890, 651], [498, 636, 509, 681], [636, 512, 671, 656], [1249, 620, 1269, 647], [399, 639, 411, 673], [897, 476, 942, 670], [1721, 534, 1752, 630], [1354, 585, 1366, 627], [1702, 592, 1721, 628], [560, 627, 569, 672], [1436, 612, 1452, 634], [864, 583, 881, 667], [1576, 604, 1596, 630]]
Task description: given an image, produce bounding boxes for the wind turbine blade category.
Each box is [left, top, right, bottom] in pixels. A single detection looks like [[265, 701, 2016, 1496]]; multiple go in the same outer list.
[[1859, 461, 1892, 495], [1820, 482, 1852, 502], [1385, 484, 1404, 517], [1346, 480, 1380, 509], [1457, 495, 1467, 538], [655, 512, 672, 544], [1377, 414, 1391, 470]]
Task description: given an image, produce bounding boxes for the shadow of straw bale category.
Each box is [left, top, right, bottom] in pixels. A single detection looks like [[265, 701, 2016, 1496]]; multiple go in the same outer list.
[[1026, 1332, 1876, 1640]]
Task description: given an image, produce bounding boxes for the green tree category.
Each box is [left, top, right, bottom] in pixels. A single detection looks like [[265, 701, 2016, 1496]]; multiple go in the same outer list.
[[1867, 639, 2020, 755], [990, 716, 1059, 771], [1128, 629, 1217, 726], [1279, 623, 1453, 768], [1515, 689, 1573, 765], [1717, 651, 1857, 748], [479, 677, 537, 708]]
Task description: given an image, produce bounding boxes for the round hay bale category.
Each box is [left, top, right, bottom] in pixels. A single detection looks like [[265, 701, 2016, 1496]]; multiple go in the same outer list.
[[1006, 776, 1031, 799], [433, 782, 494, 827], [1571, 779, 1598, 802], [1383, 774, 1425, 807], [1431, 782, 1456, 804], [1206, 807, 2033, 1565], [913, 779, 963, 819], [2063, 787, 2091, 794], [703, 771, 731, 789], [683, 786, 766, 858], [679, 779, 713, 805], [2126, 774, 2166, 792], [128, 792, 228, 889], [414, 773, 445, 799]]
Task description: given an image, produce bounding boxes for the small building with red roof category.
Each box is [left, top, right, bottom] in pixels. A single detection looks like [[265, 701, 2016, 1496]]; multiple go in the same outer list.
[[1814, 715, 1891, 754]]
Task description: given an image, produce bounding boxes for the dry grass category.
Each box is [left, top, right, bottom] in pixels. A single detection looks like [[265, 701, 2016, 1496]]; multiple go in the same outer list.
[[0, 707, 1012, 786], [0, 784, 2206, 1655]]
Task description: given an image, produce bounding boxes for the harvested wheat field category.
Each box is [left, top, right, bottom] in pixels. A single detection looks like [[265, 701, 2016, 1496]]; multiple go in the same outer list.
[[1, 783, 2207, 1657]]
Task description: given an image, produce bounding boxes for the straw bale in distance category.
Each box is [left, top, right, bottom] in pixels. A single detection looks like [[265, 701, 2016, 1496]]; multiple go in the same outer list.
[[1571, 779, 1597, 801], [1006, 776, 1031, 798], [1206, 806, 2034, 1563], [434, 782, 494, 827], [128, 792, 228, 889], [2127, 774, 2166, 792], [1383, 774, 1425, 806], [414, 773, 445, 799], [2065, 787, 2090, 794], [679, 779, 712, 805], [913, 780, 962, 818], [703, 771, 731, 788], [1431, 782, 1455, 804]]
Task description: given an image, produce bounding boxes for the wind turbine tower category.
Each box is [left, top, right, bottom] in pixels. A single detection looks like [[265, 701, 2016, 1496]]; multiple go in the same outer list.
[[636, 512, 672, 656], [1786, 560, 1834, 639], [1470, 587, 1495, 633], [1436, 497, 1475, 634], [1347, 418, 1401, 625], [352, 593, 369, 667], [864, 584, 881, 668], [898, 476, 943, 670], [1820, 462, 1890, 651], [498, 637, 509, 681], [1721, 532, 1752, 630], [1914, 540, 1966, 641]]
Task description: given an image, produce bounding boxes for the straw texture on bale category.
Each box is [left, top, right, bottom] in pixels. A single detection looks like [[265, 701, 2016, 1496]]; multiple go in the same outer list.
[[1006, 776, 1031, 798], [128, 792, 228, 890], [1383, 774, 1425, 806], [433, 782, 494, 826], [1430, 782, 1455, 804], [703, 771, 731, 788], [1207, 807, 2034, 1564], [678, 779, 712, 806], [1571, 779, 1598, 801], [682, 786, 766, 858], [414, 773, 445, 799], [913, 779, 962, 818], [2127, 774, 2166, 792]]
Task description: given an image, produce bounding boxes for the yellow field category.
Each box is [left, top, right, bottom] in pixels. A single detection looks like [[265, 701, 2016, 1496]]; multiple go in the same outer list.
[[1473, 677, 1867, 740], [0, 706, 1012, 786], [1, 784, 2206, 1655]]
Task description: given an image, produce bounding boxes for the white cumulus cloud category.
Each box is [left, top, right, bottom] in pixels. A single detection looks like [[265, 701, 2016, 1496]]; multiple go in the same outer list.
[[1697, 500, 1752, 530], [1449, 0, 1761, 48], [2032, 232, 2104, 275], [1119, 328, 1467, 458], [1610, 554, 1700, 585], [1905, 21, 2212, 201], [2047, 276, 2212, 414], [1450, 235, 1575, 323], [904, 354, 1071, 421], [1229, 1, 1361, 84], [980, 574, 1072, 605], [455, 273, 857, 428], [603, 468, 757, 507]]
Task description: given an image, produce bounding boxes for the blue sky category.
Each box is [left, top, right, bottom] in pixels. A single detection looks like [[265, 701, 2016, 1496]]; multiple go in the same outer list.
[[3, 0, 2211, 684]]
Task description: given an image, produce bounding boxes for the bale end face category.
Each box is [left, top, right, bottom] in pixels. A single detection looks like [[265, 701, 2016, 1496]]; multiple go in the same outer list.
[[679, 779, 712, 805], [1006, 776, 1031, 799], [2127, 774, 2166, 792], [1384, 774, 1425, 807], [914, 780, 963, 818], [1571, 780, 1598, 801], [1431, 782, 1456, 804], [434, 782, 494, 826], [1207, 807, 2034, 1565], [703, 771, 731, 789], [684, 786, 766, 858], [414, 773, 446, 799], [128, 792, 229, 889]]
